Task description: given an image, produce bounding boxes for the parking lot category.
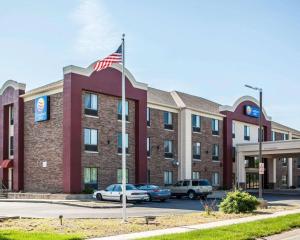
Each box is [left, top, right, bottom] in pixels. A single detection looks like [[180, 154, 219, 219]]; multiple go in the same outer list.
[[0, 193, 300, 219]]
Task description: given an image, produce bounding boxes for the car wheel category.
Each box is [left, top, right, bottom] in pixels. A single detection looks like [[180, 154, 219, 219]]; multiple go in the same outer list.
[[146, 194, 152, 202], [188, 191, 196, 200], [120, 195, 128, 202], [96, 193, 102, 201]]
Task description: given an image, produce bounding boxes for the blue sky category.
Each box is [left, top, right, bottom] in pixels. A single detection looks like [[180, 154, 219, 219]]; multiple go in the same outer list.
[[1, 0, 299, 130]]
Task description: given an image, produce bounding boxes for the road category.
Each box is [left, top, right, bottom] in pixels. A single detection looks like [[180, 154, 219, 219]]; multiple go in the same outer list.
[[0, 193, 299, 219]]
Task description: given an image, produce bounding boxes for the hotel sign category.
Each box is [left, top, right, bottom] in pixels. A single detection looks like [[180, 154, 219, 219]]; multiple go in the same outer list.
[[35, 96, 50, 122], [245, 105, 260, 118]]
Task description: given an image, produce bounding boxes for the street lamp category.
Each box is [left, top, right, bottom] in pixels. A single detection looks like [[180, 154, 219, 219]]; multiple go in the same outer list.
[[245, 84, 263, 199]]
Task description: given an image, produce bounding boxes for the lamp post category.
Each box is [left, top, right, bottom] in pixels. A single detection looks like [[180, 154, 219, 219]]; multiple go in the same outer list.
[[245, 84, 263, 199]]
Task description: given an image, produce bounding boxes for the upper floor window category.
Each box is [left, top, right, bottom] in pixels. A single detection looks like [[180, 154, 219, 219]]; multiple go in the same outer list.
[[232, 122, 235, 138], [284, 134, 289, 141], [117, 100, 129, 121], [164, 111, 173, 130], [258, 128, 264, 142], [84, 128, 98, 152], [147, 108, 151, 127], [9, 136, 13, 157], [117, 132, 129, 154], [193, 142, 201, 160], [297, 158, 300, 169], [164, 140, 173, 158], [84, 93, 98, 116], [10, 105, 14, 125], [212, 144, 219, 161], [282, 158, 287, 167], [192, 114, 201, 132], [147, 137, 151, 157], [272, 131, 275, 141], [244, 125, 250, 141], [211, 119, 219, 135]]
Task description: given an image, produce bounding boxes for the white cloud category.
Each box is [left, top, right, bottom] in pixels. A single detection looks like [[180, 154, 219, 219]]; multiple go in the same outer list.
[[71, 0, 119, 57]]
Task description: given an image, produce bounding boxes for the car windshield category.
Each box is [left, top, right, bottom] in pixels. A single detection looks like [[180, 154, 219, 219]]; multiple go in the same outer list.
[[199, 180, 210, 186], [125, 184, 137, 190]]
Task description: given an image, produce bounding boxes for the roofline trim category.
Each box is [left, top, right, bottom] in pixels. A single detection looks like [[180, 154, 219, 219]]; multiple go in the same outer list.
[[0, 80, 26, 95], [63, 62, 148, 91], [220, 95, 272, 121]]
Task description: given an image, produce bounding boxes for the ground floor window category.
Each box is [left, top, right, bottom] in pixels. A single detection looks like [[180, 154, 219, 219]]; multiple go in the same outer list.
[[117, 169, 129, 184], [164, 171, 173, 185], [212, 172, 220, 186], [246, 173, 259, 189], [84, 167, 98, 190], [297, 176, 300, 188], [147, 170, 151, 183], [281, 175, 287, 186], [192, 171, 200, 179]]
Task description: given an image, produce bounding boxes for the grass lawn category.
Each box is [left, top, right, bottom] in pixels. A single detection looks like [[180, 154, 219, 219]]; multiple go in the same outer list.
[[142, 213, 300, 240], [0, 230, 81, 240]]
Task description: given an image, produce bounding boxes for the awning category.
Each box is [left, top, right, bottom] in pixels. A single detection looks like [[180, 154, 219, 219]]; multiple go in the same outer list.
[[0, 160, 13, 169]]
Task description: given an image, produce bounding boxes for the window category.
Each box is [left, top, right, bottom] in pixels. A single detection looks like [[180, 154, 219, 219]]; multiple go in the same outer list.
[[192, 171, 200, 179], [297, 159, 300, 169], [211, 119, 219, 135], [117, 100, 129, 121], [282, 175, 287, 185], [84, 128, 98, 152], [117, 133, 129, 154], [212, 144, 219, 161], [192, 115, 201, 132], [147, 170, 151, 183], [232, 147, 236, 162], [244, 126, 250, 141], [147, 108, 151, 127], [284, 134, 289, 141], [164, 140, 173, 158], [84, 167, 98, 189], [10, 105, 14, 125], [193, 142, 201, 160], [164, 111, 173, 130], [232, 122, 235, 138], [212, 172, 220, 186], [282, 158, 287, 167], [183, 180, 190, 186], [164, 171, 173, 185], [84, 93, 98, 116], [147, 137, 151, 157], [9, 136, 13, 156], [117, 169, 129, 183], [272, 131, 275, 141]]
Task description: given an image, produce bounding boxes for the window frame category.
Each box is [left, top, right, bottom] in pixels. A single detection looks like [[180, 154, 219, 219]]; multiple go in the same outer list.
[[117, 100, 129, 121], [117, 168, 129, 184], [244, 125, 250, 141], [211, 119, 219, 135], [192, 171, 200, 180], [164, 111, 173, 130], [84, 93, 98, 116], [192, 114, 201, 132], [212, 172, 220, 186], [232, 122, 235, 138], [84, 128, 98, 152], [192, 142, 201, 160], [147, 137, 151, 157], [117, 132, 129, 154], [147, 107, 151, 127], [164, 140, 173, 158], [164, 171, 173, 185], [212, 144, 219, 161]]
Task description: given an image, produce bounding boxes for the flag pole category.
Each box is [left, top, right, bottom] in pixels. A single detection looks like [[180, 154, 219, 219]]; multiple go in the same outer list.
[[121, 33, 127, 223]]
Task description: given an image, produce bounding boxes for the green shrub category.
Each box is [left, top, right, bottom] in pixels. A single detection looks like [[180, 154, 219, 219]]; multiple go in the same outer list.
[[82, 187, 94, 194], [220, 190, 259, 214]]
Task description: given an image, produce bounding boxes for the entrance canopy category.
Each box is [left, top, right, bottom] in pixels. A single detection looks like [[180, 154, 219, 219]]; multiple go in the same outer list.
[[0, 160, 13, 169], [236, 140, 300, 185], [236, 139, 300, 158]]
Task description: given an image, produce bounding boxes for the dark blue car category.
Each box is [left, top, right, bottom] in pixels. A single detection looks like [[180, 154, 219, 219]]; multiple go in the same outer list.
[[135, 184, 171, 202]]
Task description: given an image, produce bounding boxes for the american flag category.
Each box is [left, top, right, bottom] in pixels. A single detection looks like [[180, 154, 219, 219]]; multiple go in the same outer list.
[[94, 44, 122, 71]]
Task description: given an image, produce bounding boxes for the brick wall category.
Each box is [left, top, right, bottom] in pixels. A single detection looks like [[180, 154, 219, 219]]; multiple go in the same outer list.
[[24, 92, 64, 193], [147, 108, 178, 186], [81, 92, 136, 190], [192, 117, 223, 187]]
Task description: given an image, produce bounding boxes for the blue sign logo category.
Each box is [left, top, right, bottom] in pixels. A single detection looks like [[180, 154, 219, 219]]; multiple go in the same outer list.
[[245, 105, 260, 118], [35, 96, 50, 122]]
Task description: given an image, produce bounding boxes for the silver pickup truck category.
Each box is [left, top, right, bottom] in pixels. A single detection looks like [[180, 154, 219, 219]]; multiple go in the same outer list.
[[169, 179, 212, 200]]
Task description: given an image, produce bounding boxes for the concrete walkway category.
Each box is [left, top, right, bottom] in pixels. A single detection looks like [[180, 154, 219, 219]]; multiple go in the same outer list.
[[257, 229, 300, 240], [89, 208, 300, 240]]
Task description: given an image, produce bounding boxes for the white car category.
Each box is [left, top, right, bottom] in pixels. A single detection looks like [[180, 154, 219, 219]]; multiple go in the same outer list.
[[93, 184, 149, 202]]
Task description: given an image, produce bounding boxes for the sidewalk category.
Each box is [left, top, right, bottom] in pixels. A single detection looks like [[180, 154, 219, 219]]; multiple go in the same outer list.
[[0, 199, 133, 208], [257, 229, 300, 240], [89, 208, 300, 240]]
